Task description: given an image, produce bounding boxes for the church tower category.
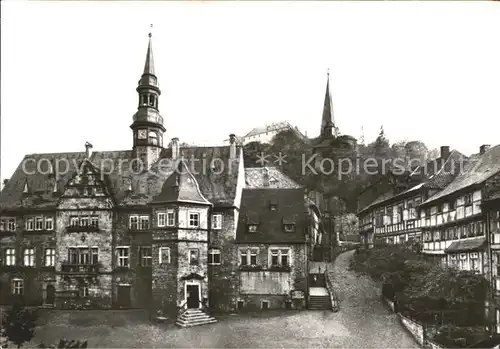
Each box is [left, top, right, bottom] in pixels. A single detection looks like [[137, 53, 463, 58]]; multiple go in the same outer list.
[[320, 70, 338, 139], [130, 29, 166, 170]]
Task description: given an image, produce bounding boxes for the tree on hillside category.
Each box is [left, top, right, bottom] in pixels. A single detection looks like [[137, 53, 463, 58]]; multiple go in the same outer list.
[[268, 130, 309, 184], [242, 141, 271, 168], [2, 304, 38, 348]]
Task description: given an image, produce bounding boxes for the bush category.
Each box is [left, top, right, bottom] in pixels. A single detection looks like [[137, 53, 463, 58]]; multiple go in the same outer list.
[[1, 304, 38, 348], [350, 244, 489, 331]]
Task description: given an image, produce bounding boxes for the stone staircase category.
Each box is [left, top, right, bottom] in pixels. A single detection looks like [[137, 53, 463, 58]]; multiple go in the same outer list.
[[175, 309, 217, 328], [308, 295, 332, 310]]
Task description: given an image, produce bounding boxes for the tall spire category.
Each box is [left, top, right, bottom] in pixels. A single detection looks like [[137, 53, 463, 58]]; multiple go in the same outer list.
[[130, 24, 165, 171], [143, 24, 155, 76], [320, 69, 336, 138]]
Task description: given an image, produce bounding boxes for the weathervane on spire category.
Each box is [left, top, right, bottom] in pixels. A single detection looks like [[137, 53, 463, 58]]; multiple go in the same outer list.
[[327, 68, 330, 78], [149, 24, 153, 38]]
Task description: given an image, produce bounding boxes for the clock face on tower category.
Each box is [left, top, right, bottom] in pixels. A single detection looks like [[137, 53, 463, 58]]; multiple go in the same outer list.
[[138, 129, 147, 139]]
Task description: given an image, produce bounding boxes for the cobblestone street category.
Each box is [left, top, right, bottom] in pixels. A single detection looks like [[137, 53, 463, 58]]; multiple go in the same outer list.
[[31, 251, 420, 348]]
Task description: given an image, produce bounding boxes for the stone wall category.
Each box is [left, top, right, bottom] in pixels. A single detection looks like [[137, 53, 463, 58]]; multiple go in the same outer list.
[[0, 214, 56, 305], [426, 340, 445, 349], [398, 313, 425, 346], [208, 208, 239, 313]]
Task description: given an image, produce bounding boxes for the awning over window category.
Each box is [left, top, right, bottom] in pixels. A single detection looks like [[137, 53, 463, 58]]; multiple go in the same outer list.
[[445, 237, 486, 253]]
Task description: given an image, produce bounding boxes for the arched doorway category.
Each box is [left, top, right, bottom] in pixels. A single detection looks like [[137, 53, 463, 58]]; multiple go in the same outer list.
[[46, 285, 55, 305]]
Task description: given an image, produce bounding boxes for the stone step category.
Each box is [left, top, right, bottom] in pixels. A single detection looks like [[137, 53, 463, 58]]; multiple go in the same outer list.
[[178, 314, 214, 322], [176, 309, 217, 328], [175, 318, 217, 328]]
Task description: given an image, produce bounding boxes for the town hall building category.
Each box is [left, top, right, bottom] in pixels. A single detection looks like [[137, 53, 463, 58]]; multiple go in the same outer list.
[[0, 32, 324, 325]]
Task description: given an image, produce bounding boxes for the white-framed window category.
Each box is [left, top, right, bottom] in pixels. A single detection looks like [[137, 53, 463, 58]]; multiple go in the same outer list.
[[140, 215, 149, 229], [5, 248, 16, 266], [212, 214, 222, 230], [79, 285, 89, 297], [450, 254, 457, 260], [460, 253, 467, 260], [23, 248, 35, 267], [129, 215, 149, 230], [270, 249, 279, 266], [129, 216, 138, 230], [167, 211, 175, 226], [44, 248, 55, 267], [240, 249, 248, 266], [45, 217, 54, 230], [188, 213, 200, 228], [239, 248, 258, 266], [80, 217, 89, 227], [140, 246, 152, 267], [90, 216, 98, 227], [248, 224, 258, 233], [12, 279, 24, 295], [35, 217, 43, 230], [208, 249, 221, 265], [159, 247, 170, 264], [25, 217, 34, 231], [496, 309, 500, 334], [70, 216, 79, 227], [189, 249, 199, 265], [157, 212, 166, 227], [269, 248, 290, 267], [470, 252, 479, 259], [9, 218, 16, 231], [117, 247, 129, 267]]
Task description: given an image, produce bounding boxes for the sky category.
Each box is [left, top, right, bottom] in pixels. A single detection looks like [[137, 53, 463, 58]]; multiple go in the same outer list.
[[1, 1, 500, 183]]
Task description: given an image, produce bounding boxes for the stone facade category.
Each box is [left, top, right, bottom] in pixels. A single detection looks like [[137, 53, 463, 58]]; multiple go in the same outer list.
[[0, 32, 316, 320]]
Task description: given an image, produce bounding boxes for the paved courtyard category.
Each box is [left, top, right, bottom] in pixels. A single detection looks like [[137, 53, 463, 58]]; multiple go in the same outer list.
[[29, 251, 419, 348]]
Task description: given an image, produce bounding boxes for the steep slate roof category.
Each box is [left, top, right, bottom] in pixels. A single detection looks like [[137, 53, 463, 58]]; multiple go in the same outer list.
[[244, 167, 301, 189], [421, 144, 500, 206], [151, 159, 211, 205], [357, 149, 468, 215], [236, 188, 307, 243], [422, 150, 468, 190], [445, 237, 486, 253], [0, 146, 242, 211]]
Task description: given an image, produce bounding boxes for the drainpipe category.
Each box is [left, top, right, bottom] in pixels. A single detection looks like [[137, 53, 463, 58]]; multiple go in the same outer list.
[[486, 205, 494, 335]]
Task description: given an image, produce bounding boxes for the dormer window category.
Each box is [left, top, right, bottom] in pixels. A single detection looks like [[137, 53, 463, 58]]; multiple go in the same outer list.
[[269, 178, 278, 187], [283, 216, 296, 233], [248, 224, 258, 233], [269, 199, 278, 211]]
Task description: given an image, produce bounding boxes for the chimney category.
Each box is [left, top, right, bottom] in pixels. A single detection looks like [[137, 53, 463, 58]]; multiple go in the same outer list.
[[440, 146, 450, 160], [3, 179, 8, 186], [480, 144, 491, 155], [263, 167, 269, 187], [229, 134, 236, 159], [171, 137, 179, 160], [85, 142, 93, 159]]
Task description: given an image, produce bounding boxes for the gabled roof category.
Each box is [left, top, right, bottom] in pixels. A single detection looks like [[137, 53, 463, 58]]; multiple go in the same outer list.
[[421, 144, 500, 206], [245, 167, 301, 189], [235, 188, 307, 244], [151, 159, 211, 205], [422, 150, 468, 190], [357, 149, 469, 215], [0, 146, 242, 211]]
